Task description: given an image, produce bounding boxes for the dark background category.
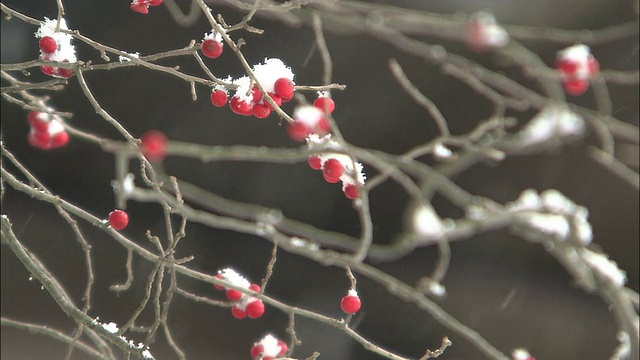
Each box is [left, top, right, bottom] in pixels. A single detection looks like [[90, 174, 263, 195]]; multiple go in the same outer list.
[[1, 1, 638, 359]]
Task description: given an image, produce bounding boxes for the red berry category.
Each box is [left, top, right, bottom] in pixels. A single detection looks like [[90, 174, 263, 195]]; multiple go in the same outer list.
[[28, 131, 51, 149], [313, 97, 335, 114], [251, 344, 264, 359], [322, 158, 344, 182], [213, 274, 226, 290], [140, 130, 169, 162], [231, 306, 246, 319], [226, 289, 243, 302], [317, 116, 332, 134], [556, 58, 578, 76], [564, 79, 589, 96], [341, 294, 361, 314], [277, 341, 288, 355], [308, 156, 322, 170], [249, 284, 261, 293], [246, 300, 265, 319], [264, 93, 282, 111], [344, 184, 359, 199], [34, 131, 51, 148], [41, 66, 55, 76], [57, 66, 74, 78], [252, 103, 271, 119], [251, 86, 263, 103], [587, 57, 600, 75], [109, 210, 129, 231], [39, 36, 58, 54], [281, 91, 294, 103], [51, 131, 70, 148], [29, 115, 50, 133], [149, 0, 163, 5], [230, 96, 253, 116], [323, 172, 341, 183], [27, 111, 42, 126], [202, 39, 223, 59], [130, 3, 149, 14], [286, 122, 310, 142], [274, 78, 295, 99], [210, 90, 228, 107], [28, 132, 41, 148]]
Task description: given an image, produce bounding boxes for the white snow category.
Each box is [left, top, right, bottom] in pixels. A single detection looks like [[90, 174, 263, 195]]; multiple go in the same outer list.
[[101, 322, 119, 334], [35, 18, 77, 63], [252, 58, 294, 94], [412, 204, 443, 238], [580, 249, 627, 287], [521, 212, 570, 240], [433, 143, 453, 159], [520, 107, 585, 145], [218, 268, 251, 288]]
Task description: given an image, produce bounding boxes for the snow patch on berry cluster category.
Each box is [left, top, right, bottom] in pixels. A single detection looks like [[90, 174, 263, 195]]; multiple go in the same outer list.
[[232, 76, 254, 103], [556, 44, 600, 95], [295, 106, 324, 128], [35, 18, 76, 63], [252, 58, 294, 94], [307, 134, 366, 198], [217, 268, 251, 288], [215, 268, 264, 319], [251, 334, 288, 360], [27, 111, 70, 150]]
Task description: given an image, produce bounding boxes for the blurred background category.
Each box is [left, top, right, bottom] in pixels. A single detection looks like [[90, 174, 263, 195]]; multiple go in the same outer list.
[[1, 0, 638, 359]]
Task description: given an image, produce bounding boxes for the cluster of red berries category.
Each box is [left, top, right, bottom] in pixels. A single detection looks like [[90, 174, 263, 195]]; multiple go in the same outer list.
[[466, 11, 509, 53], [36, 18, 77, 78], [108, 209, 129, 231], [140, 130, 169, 162], [27, 111, 70, 150], [211, 77, 295, 119], [38, 36, 73, 78], [214, 268, 265, 319], [555, 44, 600, 96], [306, 134, 365, 199], [250, 335, 288, 360], [340, 289, 362, 314], [130, 0, 163, 14], [286, 105, 332, 142]]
